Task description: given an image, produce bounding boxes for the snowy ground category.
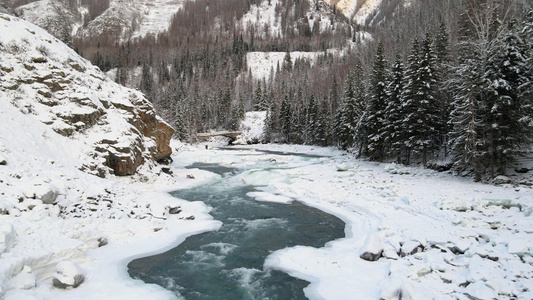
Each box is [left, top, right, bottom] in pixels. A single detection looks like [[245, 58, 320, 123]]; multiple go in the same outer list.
[[3, 138, 533, 299], [173, 144, 533, 300]]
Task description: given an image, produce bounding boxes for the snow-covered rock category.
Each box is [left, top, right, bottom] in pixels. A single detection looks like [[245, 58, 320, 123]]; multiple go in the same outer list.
[[148, 199, 168, 220], [359, 233, 384, 261], [400, 240, 422, 257], [492, 175, 512, 185], [52, 261, 85, 289], [464, 282, 498, 300], [508, 239, 530, 257], [234, 111, 267, 144], [32, 183, 59, 204]]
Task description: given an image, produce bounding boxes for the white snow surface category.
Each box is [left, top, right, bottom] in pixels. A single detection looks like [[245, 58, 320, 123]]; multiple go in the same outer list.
[[3, 117, 533, 299], [234, 111, 267, 144], [128, 0, 185, 39], [1, 10, 533, 300], [324, 0, 383, 25], [239, 0, 282, 38], [246, 51, 319, 80]]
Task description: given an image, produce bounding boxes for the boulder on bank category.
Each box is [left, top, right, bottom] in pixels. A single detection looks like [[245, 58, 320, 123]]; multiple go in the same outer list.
[[360, 233, 384, 261], [52, 261, 85, 289], [33, 183, 59, 204]]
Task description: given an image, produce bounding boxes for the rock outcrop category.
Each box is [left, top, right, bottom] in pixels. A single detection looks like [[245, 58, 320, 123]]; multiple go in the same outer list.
[[52, 261, 85, 289], [0, 13, 173, 177]]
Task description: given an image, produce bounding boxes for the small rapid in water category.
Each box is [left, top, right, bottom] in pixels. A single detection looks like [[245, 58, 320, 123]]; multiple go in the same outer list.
[[128, 151, 345, 299]]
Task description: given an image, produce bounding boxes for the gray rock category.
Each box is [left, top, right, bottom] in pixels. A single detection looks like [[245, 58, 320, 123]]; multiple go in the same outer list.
[[169, 206, 182, 214], [360, 250, 383, 261], [492, 175, 512, 185], [97, 237, 108, 247], [52, 261, 85, 289], [52, 274, 84, 289], [35, 184, 59, 204], [400, 241, 422, 257]]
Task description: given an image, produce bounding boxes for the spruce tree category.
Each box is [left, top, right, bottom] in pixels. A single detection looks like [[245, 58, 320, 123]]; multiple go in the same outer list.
[[334, 72, 356, 149], [279, 94, 292, 142], [384, 54, 405, 163], [402, 36, 440, 167], [363, 42, 389, 162], [401, 38, 421, 164], [140, 63, 153, 100], [485, 19, 532, 174], [304, 95, 318, 144], [434, 22, 452, 155]]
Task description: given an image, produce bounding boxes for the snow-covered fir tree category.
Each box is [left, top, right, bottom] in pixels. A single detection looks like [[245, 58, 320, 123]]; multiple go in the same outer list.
[[384, 54, 406, 163], [362, 42, 389, 162], [401, 35, 440, 167]]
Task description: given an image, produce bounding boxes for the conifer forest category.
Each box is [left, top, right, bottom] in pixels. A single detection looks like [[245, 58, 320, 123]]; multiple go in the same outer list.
[[73, 0, 533, 182]]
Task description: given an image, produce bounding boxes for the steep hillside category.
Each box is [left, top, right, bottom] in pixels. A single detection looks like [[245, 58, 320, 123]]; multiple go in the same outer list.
[[325, 0, 382, 24], [0, 13, 217, 300], [12, 0, 186, 42], [0, 13, 173, 177]]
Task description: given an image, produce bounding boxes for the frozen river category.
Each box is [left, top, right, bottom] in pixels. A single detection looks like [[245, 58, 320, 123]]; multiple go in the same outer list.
[[128, 151, 346, 299]]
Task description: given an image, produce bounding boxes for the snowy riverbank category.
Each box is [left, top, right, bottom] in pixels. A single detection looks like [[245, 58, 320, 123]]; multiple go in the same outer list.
[[175, 144, 533, 300], [2, 142, 533, 299]]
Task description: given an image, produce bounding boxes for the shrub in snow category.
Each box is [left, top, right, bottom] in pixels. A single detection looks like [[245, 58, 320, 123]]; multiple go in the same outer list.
[[0, 223, 15, 254], [52, 261, 85, 289], [359, 233, 384, 261]]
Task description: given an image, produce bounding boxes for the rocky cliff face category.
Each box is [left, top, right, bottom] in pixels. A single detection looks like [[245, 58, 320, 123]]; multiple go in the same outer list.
[[0, 13, 174, 176]]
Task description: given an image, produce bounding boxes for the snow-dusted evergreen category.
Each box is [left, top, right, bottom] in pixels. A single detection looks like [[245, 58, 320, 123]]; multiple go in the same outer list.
[[384, 54, 405, 163], [334, 60, 365, 150], [449, 3, 533, 181], [362, 42, 388, 162]]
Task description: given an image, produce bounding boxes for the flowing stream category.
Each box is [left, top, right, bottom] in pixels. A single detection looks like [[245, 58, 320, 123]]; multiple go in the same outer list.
[[128, 150, 345, 299]]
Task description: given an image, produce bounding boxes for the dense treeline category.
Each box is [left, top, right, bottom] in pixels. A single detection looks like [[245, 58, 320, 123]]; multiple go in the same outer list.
[[72, 0, 532, 181], [332, 0, 533, 181], [74, 0, 354, 137]]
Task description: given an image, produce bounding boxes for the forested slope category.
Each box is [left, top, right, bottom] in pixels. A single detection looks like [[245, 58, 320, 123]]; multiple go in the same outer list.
[[8, 0, 531, 182]]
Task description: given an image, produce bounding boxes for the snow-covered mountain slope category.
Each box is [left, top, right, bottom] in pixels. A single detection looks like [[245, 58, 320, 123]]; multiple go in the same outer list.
[[14, 0, 77, 42], [0, 13, 219, 300], [0, 13, 173, 177], [11, 0, 380, 43], [14, 0, 186, 41], [324, 0, 382, 24]]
